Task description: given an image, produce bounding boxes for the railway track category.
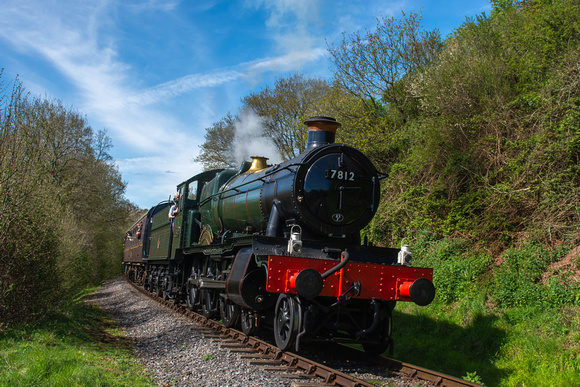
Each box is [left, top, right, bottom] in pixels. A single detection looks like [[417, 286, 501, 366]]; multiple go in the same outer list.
[[127, 278, 482, 387]]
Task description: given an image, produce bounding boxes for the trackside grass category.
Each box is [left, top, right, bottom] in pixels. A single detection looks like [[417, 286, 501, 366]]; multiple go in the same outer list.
[[392, 301, 580, 386], [0, 288, 154, 387], [383, 235, 580, 386], [2, 280, 578, 386]]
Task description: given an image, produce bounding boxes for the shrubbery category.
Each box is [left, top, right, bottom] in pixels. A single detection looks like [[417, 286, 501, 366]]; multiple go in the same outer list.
[[0, 72, 132, 326], [412, 234, 580, 311]]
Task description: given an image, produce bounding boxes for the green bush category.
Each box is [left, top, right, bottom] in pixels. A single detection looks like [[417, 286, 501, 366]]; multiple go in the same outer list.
[[0, 72, 132, 326], [412, 235, 492, 304], [492, 242, 575, 309]]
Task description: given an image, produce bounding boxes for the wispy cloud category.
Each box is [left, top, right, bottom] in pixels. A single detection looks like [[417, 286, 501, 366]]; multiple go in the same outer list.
[[247, 48, 327, 72], [123, 49, 329, 114], [0, 0, 342, 206], [129, 69, 242, 106]]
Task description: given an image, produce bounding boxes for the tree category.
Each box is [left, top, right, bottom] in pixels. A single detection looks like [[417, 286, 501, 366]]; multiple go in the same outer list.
[[328, 12, 442, 123], [0, 75, 61, 323], [323, 12, 444, 180], [0, 71, 131, 325], [194, 113, 238, 170], [242, 73, 334, 159]]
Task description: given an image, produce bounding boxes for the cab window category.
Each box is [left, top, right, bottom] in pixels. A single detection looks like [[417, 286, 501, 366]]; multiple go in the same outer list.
[[178, 186, 185, 210], [188, 181, 198, 201]]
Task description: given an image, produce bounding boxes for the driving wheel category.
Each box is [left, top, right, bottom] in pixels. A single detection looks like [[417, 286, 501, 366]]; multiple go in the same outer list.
[[155, 273, 163, 297], [162, 273, 171, 300], [186, 270, 200, 311], [240, 308, 258, 335], [201, 290, 218, 318], [273, 294, 301, 351], [219, 298, 240, 328]]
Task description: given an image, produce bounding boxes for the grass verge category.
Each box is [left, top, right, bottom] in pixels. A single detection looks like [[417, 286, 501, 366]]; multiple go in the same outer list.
[[0, 287, 154, 387], [392, 300, 580, 386]]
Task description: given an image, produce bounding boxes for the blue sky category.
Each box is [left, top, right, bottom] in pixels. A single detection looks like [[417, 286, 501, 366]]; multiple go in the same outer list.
[[0, 0, 491, 209]]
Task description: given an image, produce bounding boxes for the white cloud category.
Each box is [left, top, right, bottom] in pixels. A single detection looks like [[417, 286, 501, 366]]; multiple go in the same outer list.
[[126, 46, 328, 108], [0, 0, 344, 207], [0, 0, 330, 146], [128, 69, 242, 106], [246, 48, 327, 72]]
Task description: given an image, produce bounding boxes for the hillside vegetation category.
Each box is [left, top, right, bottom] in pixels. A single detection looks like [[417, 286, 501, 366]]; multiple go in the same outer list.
[[342, 2, 580, 384], [337, 1, 580, 384], [341, 0, 580, 308], [197, 1, 580, 385]]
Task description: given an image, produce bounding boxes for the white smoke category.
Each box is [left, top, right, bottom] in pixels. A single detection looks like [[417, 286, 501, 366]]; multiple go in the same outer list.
[[233, 110, 283, 165]]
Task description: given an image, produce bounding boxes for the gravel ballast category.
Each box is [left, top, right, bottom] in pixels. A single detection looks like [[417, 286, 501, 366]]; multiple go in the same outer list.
[[86, 276, 301, 387], [87, 276, 432, 387]]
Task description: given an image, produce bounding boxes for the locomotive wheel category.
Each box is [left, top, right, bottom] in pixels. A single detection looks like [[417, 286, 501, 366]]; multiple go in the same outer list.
[[150, 272, 156, 293], [155, 273, 163, 297], [201, 290, 218, 318], [144, 272, 151, 291], [274, 294, 301, 351], [186, 282, 199, 311], [147, 271, 155, 292], [362, 309, 393, 356], [137, 268, 144, 286], [240, 308, 258, 335], [186, 268, 201, 310], [219, 298, 240, 328], [162, 273, 171, 301]]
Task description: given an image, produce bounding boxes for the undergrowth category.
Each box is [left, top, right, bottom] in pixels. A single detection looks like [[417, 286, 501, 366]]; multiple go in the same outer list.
[[0, 287, 154, 386], [391, 235, 580, 386]]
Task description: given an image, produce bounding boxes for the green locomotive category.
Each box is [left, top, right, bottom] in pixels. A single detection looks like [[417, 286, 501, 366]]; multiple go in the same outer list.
[[123, 117, 434, 354]]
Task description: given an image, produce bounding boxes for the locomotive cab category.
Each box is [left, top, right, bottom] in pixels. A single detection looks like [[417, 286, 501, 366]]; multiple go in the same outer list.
[[174, 169, 227, 253]]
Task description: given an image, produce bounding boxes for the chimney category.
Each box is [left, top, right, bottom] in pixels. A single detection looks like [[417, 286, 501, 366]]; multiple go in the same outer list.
[[304, 116, 341, 151]]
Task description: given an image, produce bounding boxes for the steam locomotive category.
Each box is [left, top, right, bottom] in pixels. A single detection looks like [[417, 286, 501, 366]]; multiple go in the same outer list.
[[123, 116, 434, 355]]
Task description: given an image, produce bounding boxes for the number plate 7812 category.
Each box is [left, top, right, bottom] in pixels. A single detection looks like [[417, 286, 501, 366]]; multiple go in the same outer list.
[[326, 169, 355, 181]]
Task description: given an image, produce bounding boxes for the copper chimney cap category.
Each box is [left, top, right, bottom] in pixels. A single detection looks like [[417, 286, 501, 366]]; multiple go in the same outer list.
[[304, 116, 341, 132], [304, 116, 341, 150]]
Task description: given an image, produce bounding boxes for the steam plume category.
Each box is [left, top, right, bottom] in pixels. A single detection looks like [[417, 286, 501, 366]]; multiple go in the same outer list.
[[234, 110, 282, 165]]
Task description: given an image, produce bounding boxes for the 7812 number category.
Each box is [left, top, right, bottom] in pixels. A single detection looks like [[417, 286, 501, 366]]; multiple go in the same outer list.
[[326, 169, 355, 181]]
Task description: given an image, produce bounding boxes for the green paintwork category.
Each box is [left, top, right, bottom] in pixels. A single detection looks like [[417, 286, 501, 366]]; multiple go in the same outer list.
[[199, 169, 237, 234], [148, 205, 172, 261], [199, 168, 269, 235], [172, 169, 225, 256]]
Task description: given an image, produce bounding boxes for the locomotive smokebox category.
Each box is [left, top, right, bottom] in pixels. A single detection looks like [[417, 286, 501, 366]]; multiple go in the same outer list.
[[304, 116, 341, 150]]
